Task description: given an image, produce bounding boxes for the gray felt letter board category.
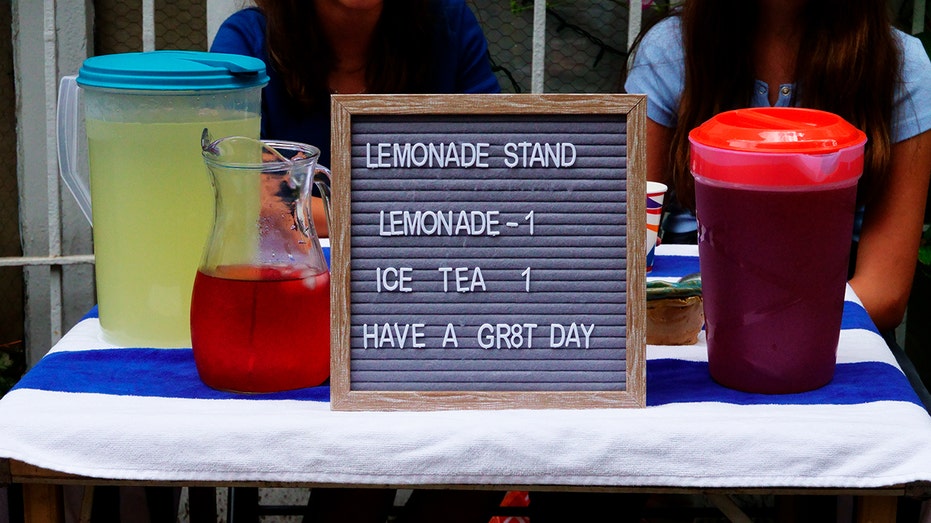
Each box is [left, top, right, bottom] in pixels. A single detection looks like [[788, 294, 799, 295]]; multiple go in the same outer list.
[[330, 94, 646, 410]]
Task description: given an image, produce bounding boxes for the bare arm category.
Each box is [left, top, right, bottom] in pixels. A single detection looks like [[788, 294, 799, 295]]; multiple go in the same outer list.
[[849, 129, 931, 331], [312, 196, 329, 238], [646, 118, 675, 184]]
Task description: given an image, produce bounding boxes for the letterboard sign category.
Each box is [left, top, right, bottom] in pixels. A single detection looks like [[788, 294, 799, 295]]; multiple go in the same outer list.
[[330, 94, 646, 411]]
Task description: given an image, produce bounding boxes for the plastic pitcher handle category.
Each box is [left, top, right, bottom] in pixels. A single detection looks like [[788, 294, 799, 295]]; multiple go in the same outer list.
[[56, 75, 93, 225]]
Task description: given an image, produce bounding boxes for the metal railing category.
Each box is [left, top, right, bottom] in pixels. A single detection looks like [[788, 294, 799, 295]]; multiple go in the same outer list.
[[12, 0, 925, 367]]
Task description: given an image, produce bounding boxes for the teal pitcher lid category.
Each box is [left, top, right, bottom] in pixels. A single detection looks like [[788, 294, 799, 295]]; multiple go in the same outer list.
[[76, 50, 269, 91]]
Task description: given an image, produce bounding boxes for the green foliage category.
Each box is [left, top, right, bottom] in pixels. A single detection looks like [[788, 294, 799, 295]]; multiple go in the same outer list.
[[919, 226, 931, 269], [0, 350, 17, 396], [0, 342, 25, 397], [647, 273, 702, 301], [509, 0, 539, 14]]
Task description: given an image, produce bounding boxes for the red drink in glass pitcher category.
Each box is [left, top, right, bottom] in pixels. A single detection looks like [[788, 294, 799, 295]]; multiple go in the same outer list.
[[190, 265, 330, 393]]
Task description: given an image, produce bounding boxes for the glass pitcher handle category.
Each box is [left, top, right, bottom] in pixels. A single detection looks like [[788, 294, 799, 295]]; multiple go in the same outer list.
[[313, 165, 332, 233]]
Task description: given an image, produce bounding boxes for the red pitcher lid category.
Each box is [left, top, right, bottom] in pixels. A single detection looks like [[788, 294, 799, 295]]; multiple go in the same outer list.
[[689, 107, 866, 153], [688, 108, 867, 187]]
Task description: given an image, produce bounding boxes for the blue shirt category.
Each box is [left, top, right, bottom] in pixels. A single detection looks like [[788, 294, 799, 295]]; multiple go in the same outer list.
[[625, 17, 931, 236], [210, 0, 501, 168]]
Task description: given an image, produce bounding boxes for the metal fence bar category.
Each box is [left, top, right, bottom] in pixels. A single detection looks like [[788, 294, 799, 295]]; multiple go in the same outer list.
[[43, 0, 64, 346], [143, 0, 155, 51], [531, 0, 545, 93], [0, 255, 94, 267], [915, 0, 926, 35], [628, 0, 642, 51]]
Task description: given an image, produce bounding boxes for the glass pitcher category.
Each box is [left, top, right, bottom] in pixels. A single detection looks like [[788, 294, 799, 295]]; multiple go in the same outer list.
[[191, 131, 332, 393]]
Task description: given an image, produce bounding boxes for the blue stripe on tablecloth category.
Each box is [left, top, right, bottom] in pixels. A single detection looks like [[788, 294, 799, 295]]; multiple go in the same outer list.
[[841, 299, 879, 334], [13, 346, 919, 407], [646, 253, 701, 278], [646, 358, 922, 407], [81, 305, 99, 321], [43, 248, 890, 405], [13, 348, 330, 401]]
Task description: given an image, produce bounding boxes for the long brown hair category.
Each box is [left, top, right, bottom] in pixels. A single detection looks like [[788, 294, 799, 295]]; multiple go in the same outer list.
[[254, 0, 435, 111], [639, 0, 900, 209]]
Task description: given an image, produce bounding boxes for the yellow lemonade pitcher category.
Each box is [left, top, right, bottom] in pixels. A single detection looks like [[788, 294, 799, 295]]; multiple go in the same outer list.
[[57, 51, 268, 347]]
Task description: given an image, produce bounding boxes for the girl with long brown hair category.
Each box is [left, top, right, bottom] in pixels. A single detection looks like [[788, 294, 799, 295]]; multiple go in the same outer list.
[[211, 0, 501, 169], [626, 0, 931, 333], [212, 0, 500, 239]]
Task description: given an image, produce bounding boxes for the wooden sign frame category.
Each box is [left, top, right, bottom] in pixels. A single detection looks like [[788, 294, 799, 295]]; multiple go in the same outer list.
[[330, 94, 646, 411]]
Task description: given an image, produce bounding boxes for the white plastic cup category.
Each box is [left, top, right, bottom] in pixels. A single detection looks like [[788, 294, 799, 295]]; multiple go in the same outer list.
[[646, 181, 667, 272]]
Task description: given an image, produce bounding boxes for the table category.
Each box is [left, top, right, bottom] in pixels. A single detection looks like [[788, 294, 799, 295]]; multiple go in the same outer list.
[[2, 244, 931, 523]]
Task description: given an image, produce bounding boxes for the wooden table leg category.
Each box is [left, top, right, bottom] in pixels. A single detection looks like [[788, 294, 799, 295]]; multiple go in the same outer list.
[[705, 493, 753, 523], [856, 495, 898, 523], [22, 483, 64, 523]]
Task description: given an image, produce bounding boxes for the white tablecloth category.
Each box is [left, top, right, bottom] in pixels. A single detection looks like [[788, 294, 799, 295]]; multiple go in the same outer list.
[[2, 244, 931, 489]]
